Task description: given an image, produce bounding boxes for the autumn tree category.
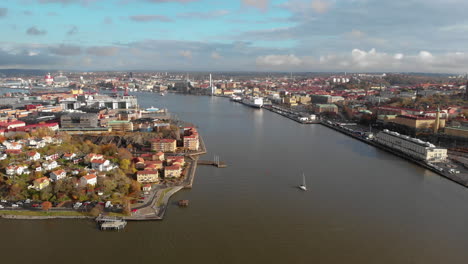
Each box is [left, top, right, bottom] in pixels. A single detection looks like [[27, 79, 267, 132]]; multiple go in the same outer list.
[[117, 148, 133, 160], [89, 204, 103, 217], [119, 159, 131, 171], [122, 197, 131, 216], [41, 201, 52, 211]]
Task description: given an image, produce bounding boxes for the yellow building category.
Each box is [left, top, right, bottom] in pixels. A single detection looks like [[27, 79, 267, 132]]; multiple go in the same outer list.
[[314, 104, 338, 114], [392, 115, 446, 130], [71, 89, 84, 95], [164, 165, 182, 178], [108, 120, 134, 132], [151, 139, 177, 152], [137, 170, 159, 183], [32, 177, 50, 190], [223, 90, 234, 96], [297, 96, 311, 105], [284, 97, 298, 107]]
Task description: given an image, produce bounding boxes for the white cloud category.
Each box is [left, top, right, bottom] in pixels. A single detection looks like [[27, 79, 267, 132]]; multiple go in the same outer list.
[[419, 51, 433, 62], [394, 53, 404, 60], [256, 54, 302, 66]]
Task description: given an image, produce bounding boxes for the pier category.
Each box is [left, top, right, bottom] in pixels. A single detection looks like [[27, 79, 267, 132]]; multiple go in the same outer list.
[[96, 215, 127, 231], [198, 155, 227, 168]]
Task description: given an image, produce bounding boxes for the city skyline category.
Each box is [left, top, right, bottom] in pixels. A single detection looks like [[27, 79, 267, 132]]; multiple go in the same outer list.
[[2, 0, 468, 73]]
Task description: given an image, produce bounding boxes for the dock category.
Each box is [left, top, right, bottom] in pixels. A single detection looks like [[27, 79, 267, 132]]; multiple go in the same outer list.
[[197, 160, 227, 168], [100, 220, 127, 231], [96, 215, 127, 231]]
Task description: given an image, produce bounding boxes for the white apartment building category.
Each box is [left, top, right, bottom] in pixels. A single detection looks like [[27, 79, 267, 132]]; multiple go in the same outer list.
[[374, 130, 447, 162]]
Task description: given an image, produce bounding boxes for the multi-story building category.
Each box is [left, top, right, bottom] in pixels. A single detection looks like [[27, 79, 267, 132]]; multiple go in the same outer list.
[[374, 130, 447, 162], [314, 104, 338, 114], [107, 120, 134, 132], [164, 165, 182, 178], [183, 135, 199, 151], [61, 113, 98, 128], [183, 127, 199, 151], [137, 170, 159, 183], [151, 138, 177, 152], [391, 115, 446, 131], [283, 97, 298, 107]]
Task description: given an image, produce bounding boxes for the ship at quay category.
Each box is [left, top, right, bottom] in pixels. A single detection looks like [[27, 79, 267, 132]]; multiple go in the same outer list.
[[241, 96, 264, 108]]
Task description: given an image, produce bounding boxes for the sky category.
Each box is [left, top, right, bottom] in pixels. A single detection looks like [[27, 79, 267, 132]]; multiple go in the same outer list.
[[1, 0, 468, 72]]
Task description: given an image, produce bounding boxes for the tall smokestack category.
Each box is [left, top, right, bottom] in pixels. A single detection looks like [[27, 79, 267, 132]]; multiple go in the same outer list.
[[210, 74, 215, 95], [434, 106, 440, 134]]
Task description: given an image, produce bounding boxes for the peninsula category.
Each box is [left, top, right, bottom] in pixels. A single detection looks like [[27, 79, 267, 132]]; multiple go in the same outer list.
[[0, 90, 206, 222]]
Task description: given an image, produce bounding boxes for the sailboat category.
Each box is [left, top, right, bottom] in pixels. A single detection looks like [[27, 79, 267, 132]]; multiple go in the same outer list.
[[299, 173, 307, 191]]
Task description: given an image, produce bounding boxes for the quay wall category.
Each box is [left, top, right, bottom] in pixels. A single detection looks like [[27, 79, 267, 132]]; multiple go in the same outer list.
[[0, 214, 92, 220], [320, 121, 468, 188]]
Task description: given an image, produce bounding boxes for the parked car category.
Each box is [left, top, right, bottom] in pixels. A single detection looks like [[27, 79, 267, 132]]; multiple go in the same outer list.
[[12, 204, 19, 208], [32, 204, 40, 208], [0, 205, 4, 209]]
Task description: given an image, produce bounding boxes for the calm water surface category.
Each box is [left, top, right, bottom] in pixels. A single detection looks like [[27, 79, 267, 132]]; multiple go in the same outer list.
[[1, 91, 468, 263]]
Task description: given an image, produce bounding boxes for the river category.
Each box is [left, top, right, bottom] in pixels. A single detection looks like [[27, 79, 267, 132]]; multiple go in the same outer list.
[[2, 91, 468, 263]]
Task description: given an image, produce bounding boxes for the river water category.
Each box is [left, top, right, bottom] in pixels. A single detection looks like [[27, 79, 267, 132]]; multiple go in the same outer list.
[[2, 91, 468, 263]]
